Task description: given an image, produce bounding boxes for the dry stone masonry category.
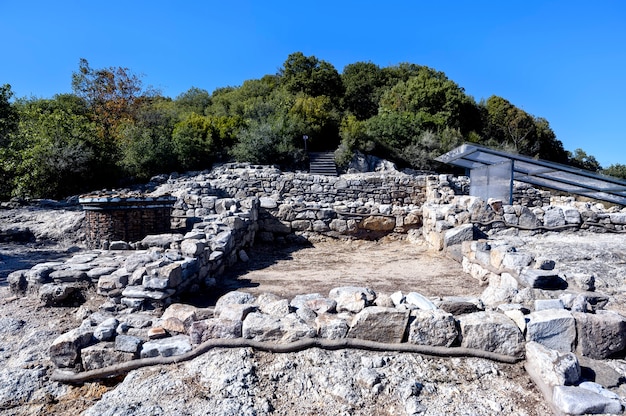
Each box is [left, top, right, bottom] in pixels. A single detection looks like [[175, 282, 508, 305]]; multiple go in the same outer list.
[[6, 163, 626, 415]]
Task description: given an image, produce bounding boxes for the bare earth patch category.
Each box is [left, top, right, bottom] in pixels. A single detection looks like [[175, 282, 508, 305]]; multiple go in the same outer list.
[[220, 236, 481, 300]]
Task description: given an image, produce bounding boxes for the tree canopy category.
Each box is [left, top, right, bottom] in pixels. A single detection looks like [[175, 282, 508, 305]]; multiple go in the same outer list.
[[0, 54, 608, 200]]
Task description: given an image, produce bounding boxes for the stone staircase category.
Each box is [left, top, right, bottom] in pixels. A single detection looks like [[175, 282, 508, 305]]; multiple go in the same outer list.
[[308, 152, 337, 176]]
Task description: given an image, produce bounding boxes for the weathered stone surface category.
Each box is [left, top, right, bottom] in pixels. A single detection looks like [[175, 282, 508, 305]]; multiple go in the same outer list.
[[359, 216, 395, 231], [94, 317, 119, 341], [315, 314, 350, 339], [115, 335, 142, 353], [49, 327, 95, 368], [140, 335, 192, 358], [219, 303, 257, 322], [180, 239, 206, 257], [524, 341, 580, 389], [534, 299, 564, 311], [259, 298, 291, 317], [242, 312, 315, 342], [443, 224, 474, 247], [458, 311, 524, 357], [573, 310, 626, 359], [140, 233, 184, 249], [329, 286, 376, 313], [214, 291, 256, 315], [121, 286, 175, 300], [49, 269, 88, 282], [552, 385, 623, 415], [304, 297, 336, 314], [408, 309, 458, 347], [518, 269, 567, 289], [82, 343, 135, 371], [437, 297, 482, 315], [97, 274, 128, 293], [347, 307, 409, 343], [162, 303, 198, 328], [161, 317, 187, 334], [290, 293, 323, 310], [39, 283, 83, 306], [189, 318, 242, 344], [526, 309, 576, 352], [404, 292, 436, 310], [543, 207, 565, 228]]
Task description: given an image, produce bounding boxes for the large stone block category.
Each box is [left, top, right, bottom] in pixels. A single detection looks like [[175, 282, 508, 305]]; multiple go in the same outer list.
[[214, 291, 256, 316], [49, 327, 95, 368], [408, 309, 458, 347], [573, 310, 626, 359], [242, 312, 315, 342], [524, 341, 580, 389], [140, 335, 192, 358], [552, 385, 623, 415], [347, 307, 409, 343], [404, 292, 436, 310], [443, 224, 474, 248], [518, 269, 567, 290], [81, 342, 135, 371], [329, 286, 377, 313], [457, 311, 524, 357], [315, 314, 350, 339], [359, 216, 395, 231], [526, 309, 576, 352], [189, 318, 242, 344]]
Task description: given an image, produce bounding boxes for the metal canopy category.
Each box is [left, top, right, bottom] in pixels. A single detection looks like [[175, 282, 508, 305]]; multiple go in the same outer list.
[[435, 143, 626, 206]]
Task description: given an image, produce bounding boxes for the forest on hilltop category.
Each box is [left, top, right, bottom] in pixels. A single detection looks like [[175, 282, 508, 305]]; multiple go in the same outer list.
[[1, 52, 623, 200]]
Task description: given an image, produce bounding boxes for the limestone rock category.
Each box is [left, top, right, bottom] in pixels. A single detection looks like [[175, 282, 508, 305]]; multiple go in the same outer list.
[[457, 311, 524, 357], [315, 314, 350, 339], [359, 216, 395, 231], [82, 342, 135, 371], [347, 307, 409, 343], [573, 310, 626, 359], [524, 341, 580, 388], [526, 309, 576, 352], [94, 317, 119, 342], [329, 287, 376, 313], [408, 309, 458, 347], [140, 335, 192, 358], [115, 335, 142, 354], [443, 224, 474, 248], [189, 318, 242, 344], [552, 385, 623, 415], [242, 312, 315, 342], [214, 291, 256, 316], [49, 327, 95, 368], [162, 303, 198, 328], [39, 283, 83, 306], [404, 292, 436, 310], [518, 269, 567, 290], [290, 293, 324, 310]]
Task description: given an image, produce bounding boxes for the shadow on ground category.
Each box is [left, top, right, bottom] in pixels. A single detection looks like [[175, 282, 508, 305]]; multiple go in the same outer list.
[[179, 235, 315, 307]]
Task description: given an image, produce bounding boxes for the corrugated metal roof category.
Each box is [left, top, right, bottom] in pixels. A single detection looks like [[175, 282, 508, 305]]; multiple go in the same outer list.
[[435, 143, 626, 205]]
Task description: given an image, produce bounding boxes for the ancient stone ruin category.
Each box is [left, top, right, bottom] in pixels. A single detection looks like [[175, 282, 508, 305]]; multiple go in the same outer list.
[[6, 163, 626, 415]]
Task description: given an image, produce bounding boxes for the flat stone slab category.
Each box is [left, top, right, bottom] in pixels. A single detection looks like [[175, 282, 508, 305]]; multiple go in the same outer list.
[[518, 269, 567, 290], [140, 335, 192, 358]]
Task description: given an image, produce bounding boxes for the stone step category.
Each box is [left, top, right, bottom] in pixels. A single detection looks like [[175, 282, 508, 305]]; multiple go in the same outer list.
[[309, 152, 337, 176]]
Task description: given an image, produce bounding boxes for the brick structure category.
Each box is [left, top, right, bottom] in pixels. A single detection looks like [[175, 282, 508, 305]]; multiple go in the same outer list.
[[80, 194, 177, 249]]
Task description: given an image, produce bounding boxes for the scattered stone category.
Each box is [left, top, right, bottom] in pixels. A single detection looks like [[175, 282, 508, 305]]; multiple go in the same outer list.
[[162, 303, 198, 328], [315, 314, 350, 339], [82, 343, 135, 371], [49, 327, 95, 368], [329, 286, 376, 313], [115, 335, 142, 354], [404, 292, 436, 310], [140, 335, 192, 358], [524, 341, 580, 389], [518, 269, 567, 290], [93, 317, 119, 341], [147, 327, 168, 340]]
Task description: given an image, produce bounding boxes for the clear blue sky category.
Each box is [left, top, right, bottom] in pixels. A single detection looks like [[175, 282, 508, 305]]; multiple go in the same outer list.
[[1, 0, 625, 166]]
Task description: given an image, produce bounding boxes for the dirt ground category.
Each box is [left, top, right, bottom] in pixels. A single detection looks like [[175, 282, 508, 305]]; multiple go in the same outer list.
[[218, 235, 481, 301]]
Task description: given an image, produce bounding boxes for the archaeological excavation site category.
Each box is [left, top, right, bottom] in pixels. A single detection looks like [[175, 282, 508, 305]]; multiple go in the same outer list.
[[1, 150, 626, 416]]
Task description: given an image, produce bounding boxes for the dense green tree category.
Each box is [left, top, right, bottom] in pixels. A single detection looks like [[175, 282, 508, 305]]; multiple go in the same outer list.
[[0, 84, 18, 146], [602, 164, 626, 180], [174, 87, 211, 117], [341, 62, 387, 120], [567, 148, 602, 172], [279, 52, 344, 101], [10, 96, 100, 198], [118, 96, 177, 181]]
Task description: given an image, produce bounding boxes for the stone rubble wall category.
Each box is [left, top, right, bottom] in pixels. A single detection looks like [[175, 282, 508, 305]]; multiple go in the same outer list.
[[6, 163, 626, 415]]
